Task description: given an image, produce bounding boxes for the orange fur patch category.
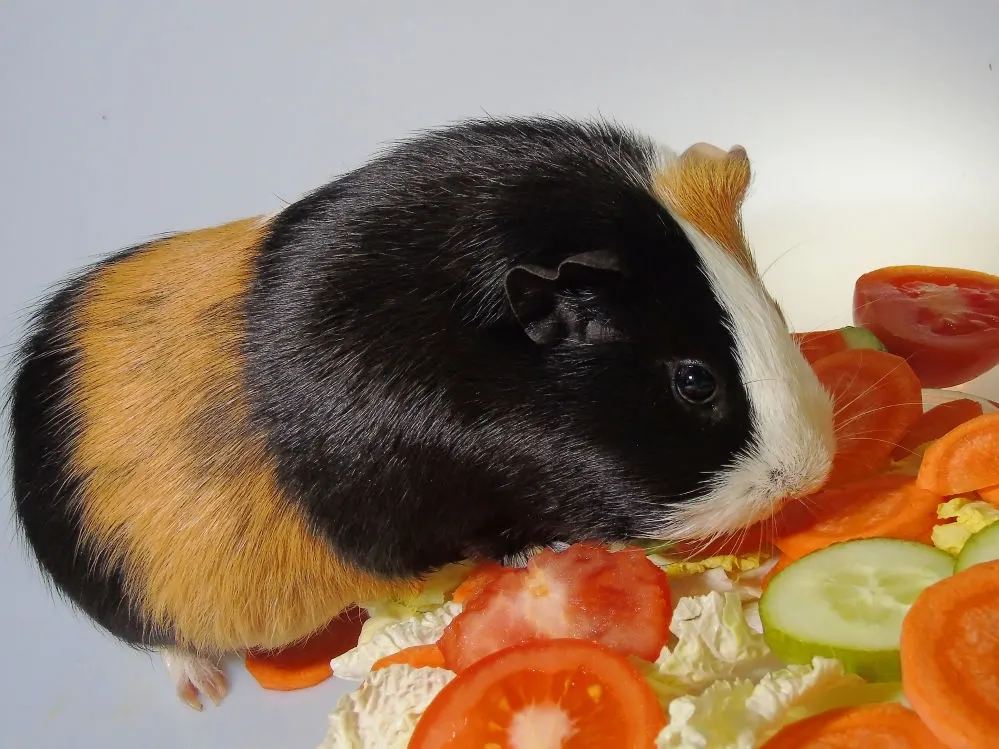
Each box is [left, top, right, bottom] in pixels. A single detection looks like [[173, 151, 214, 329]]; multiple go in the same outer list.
[[652, 143, 758, 275], [68, 217, 417, 655]]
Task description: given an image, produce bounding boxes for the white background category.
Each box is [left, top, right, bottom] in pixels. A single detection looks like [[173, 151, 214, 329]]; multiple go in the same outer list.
[[2, 2, 997, 747]]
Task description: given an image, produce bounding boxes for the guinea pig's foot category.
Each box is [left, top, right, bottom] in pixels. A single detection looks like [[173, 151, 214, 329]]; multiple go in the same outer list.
[[160, 648, 229, 711]]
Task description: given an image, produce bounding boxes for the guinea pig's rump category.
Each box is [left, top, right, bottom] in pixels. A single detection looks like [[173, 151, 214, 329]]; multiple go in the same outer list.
[[12, 217, 415, 654]]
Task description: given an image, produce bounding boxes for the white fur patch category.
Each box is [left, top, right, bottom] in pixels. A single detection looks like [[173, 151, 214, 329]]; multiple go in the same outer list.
[[160, 648, 228, 710], [657, 218, 836, 541]]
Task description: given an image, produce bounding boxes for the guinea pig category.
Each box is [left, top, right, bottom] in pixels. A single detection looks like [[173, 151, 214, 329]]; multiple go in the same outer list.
[[8, 117, 836, 709]]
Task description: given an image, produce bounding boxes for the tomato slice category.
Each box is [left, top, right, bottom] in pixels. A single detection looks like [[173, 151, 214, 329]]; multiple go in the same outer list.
[[853, 265, 999, 388], [438, 543, 672, 672], [408, 638, 666, 749]]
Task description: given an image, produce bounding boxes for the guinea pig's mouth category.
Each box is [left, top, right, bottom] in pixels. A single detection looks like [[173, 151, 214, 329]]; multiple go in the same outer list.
[[644, 449, 834, 548]]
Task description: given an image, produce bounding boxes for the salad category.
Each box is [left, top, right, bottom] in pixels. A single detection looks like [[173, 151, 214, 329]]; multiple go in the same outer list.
[[242, 265, 999, 748]]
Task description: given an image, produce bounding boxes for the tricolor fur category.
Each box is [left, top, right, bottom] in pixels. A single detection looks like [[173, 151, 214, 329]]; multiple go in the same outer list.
[[9, 118, 834, 658], [652, 143, 835, 539]]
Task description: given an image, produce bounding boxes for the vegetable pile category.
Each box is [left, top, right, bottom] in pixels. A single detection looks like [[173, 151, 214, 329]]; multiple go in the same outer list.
[[242, 265, 999, 749]]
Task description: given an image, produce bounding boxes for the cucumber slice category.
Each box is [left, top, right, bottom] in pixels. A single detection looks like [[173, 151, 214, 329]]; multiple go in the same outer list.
[[839, 325, 887, 352], [759, 539, 954, 682], [955, 522, 999, 573]]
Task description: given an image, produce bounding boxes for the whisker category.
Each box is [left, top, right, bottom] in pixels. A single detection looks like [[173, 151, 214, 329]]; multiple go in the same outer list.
[[835, 435, 908, 448], [828, 358, 920, 420], [835, 401, 927, 430], [743, 378, 781, 387], [830, 369, 898, 417], [761, 242, 806, 280]]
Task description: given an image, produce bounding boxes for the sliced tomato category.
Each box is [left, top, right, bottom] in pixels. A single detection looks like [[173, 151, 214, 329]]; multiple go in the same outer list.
[[408, 638, 666, 749], [853, 265, 999, 388], [438, 543, 672, 672]]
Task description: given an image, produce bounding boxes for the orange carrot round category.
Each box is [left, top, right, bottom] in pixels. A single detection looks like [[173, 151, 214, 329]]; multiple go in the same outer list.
[[371, 643, 447, 672], [900, 559, 999, 749], [244, 607, 367, 691], [774, 474, 942, 560], [449, 562, 505, 604], [793, 329, 850, 365], [671, 495, 821, 559], [977, 484, 999, 508], [760, 703, 947, 748], [812, 349, 923, 487], [916, 412, 999, 495], [890, 398, 984, 463]]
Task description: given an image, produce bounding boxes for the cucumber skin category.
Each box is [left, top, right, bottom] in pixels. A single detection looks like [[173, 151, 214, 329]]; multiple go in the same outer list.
[[762, 618, 904, 682], [955, 522, 999, 573]]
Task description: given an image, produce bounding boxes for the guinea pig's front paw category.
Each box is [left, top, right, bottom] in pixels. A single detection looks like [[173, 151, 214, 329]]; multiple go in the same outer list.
[[159, 648, 229, 711]]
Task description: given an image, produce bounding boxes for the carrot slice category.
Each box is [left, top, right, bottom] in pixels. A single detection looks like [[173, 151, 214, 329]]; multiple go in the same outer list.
[[244, 607, 367, 691], [900, 559, 999, 749], [370, 643, 447, 672], [890, 398, 984, 462], [812, 349, 924, 487], [793, 329, 850, 365], [977, 484, 999, 508], [774, 474, 942, 560], [671, 497, 821, 558], [760, 703, 947, 748], [449, 562, 505, 604], [916, 412, 999, 495]]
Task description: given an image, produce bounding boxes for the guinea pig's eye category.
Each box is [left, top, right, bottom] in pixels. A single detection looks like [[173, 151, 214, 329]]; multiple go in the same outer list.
[[673, 363, 718, 405]]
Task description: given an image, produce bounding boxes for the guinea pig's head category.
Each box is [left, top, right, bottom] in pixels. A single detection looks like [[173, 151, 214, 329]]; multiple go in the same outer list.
[[495, 126, 836, 546]]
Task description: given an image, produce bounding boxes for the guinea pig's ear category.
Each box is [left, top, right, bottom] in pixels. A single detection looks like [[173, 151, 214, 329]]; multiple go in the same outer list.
[[504, 250, 625, 346]]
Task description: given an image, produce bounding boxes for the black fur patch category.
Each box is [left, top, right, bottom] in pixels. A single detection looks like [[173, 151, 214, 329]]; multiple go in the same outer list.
[[243, 118, 753, 578], [8, 243, 174, 648]]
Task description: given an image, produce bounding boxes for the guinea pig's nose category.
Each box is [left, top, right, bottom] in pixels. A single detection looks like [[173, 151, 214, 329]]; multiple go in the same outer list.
[[767, 465, 813, 498], [767, 467, 788, 490], [769, 464, 827, 500]]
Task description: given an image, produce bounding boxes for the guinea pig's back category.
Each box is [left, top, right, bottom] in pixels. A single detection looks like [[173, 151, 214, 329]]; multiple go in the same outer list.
[[11, 217, 413, 654]]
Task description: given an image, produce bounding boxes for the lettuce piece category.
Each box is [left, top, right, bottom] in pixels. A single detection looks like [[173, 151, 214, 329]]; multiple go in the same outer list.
[[741, 601, 763, 635], [666, 556, 778, 604], [650, 592, 781, 699], [318, 664, 455, 749], [661, 553, 766, 577], [632, 539, 679, 555], [355, 562, 474, 645], [356, 562, 473, 645], [931, 497, 999, 555], [655, 657, 865, 749], [331, 602, 461, 681]]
